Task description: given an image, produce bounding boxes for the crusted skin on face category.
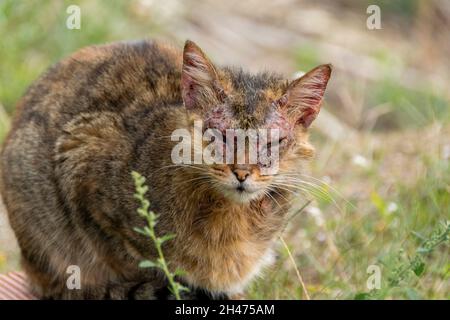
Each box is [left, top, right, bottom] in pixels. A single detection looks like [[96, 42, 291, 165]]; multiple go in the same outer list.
[[218, 67, 288, 129], [0, 39, 330, 299], [265, 107, 295, 141], [204, 105, 233, 133]]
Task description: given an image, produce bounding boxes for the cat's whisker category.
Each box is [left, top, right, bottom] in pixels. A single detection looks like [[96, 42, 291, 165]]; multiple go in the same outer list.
[[153, 163, 210, 175], [266, 190, 296, 213], [263, 190, 283, 211], [297, 173, 355, 209], [172, 175, 212, 192], [268, 183, 301, 195], [273, 174, 337, 199], [278, 171, 351, 205], [276, 176, 344, 209], [173, 178, 211, 190], [268, 188, 291, 204], [273, 178, 349, 217], [269, 182, 324, 201]]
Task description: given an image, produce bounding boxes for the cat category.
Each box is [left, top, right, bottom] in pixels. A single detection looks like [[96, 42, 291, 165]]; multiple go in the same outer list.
[[0, 39, 331, 299]]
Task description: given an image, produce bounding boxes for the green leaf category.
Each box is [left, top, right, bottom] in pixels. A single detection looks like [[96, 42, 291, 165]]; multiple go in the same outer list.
[[174, 268, 187, 277], [139, 260, 158, 269], [354, 292, 371, 300], [144, 226, 152, 234], [133, 227, 147, 236], [149, 220, 158, 229], [178, 285, 190, 293], [416, 247, 431, 254], [412, 261, 425, 276], [137, 208, 147, 216], [159, 234, 176, 244]]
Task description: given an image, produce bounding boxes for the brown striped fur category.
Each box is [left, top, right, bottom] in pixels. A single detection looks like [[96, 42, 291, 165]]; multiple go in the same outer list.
[[0, 39, 331, 299]]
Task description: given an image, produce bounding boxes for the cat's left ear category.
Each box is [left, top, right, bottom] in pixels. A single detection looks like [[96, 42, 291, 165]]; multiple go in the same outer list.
[[278, 64, 332, 128], [181, 40, 223, 112]]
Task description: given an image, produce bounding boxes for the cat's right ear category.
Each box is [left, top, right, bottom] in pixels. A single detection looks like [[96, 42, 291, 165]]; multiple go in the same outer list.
[[278, 64, 332, 128], [181, 40, 223, 112]]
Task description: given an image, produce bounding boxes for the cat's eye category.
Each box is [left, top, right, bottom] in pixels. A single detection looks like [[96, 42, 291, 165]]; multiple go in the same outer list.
[[266, 137, 287, 149]]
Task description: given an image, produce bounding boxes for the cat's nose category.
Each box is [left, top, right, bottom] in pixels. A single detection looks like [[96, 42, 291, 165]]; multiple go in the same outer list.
[[233, 169, 250, 182]]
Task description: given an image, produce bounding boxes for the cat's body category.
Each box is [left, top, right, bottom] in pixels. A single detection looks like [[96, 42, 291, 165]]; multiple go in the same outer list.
[[0, 39, 331, 299]]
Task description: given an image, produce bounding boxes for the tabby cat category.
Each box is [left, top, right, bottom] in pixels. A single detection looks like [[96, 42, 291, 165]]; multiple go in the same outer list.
[[0, 39, 331, 299]]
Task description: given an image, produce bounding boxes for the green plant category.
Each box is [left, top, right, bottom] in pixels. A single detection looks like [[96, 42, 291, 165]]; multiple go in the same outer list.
[[355, 220, 450, 299], [132, 171, 189, 300], [389, 221, 449, 285]]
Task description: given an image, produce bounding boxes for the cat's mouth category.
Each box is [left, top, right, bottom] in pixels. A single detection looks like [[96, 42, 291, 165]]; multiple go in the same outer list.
[[223, 183, 265, 203], [209, 174, 267, 203]]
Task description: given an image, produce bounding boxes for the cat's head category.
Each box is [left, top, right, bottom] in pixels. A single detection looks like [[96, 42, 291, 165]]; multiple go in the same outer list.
[[179, 40, 331, 203]]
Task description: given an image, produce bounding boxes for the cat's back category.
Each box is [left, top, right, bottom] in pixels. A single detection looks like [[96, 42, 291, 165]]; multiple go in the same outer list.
[[8, 40, 183, 138], [0, 40, 183, 251], [2, 39, 184, 176]]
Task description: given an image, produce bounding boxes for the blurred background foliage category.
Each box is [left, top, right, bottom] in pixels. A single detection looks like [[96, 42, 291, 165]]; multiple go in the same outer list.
[[0, 0, 449, 299]]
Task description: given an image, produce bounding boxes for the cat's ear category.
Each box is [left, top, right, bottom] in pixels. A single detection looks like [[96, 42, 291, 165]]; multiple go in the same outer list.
[[181, 40, 223, 111], [278, 64, 332, 128]]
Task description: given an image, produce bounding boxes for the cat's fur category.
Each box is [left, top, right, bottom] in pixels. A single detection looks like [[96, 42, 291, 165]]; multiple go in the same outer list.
[[0, 39, 331, 299]]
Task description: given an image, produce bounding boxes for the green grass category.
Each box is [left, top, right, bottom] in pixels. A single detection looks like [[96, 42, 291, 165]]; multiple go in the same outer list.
[[370, 78, 450, 130], [247, 148, 449, 300], [0, 0, 162, 113]]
